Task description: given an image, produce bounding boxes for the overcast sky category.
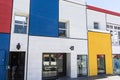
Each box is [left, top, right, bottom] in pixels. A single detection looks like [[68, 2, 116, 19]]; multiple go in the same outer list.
[[85, 0, 120, 12]]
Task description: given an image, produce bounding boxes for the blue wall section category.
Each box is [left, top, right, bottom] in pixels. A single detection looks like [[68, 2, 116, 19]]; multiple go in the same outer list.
[[0, 33, 10, 80], [29, 0, 58, 37]]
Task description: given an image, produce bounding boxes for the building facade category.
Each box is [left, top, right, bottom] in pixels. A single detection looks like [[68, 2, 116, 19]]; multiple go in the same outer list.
[[0, 0, 120, 80]]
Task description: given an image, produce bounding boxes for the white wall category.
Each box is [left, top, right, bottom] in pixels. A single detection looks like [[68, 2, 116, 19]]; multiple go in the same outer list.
[[13, 0, 30, 14], [10, 0, 30, 51], [59, 0, 87, 39], [106, 14, 120, 24], [87, 9, 106, 31], [106, 14, 120, 54], [10, 0, 30, 80], [27, 36, 88, 80]]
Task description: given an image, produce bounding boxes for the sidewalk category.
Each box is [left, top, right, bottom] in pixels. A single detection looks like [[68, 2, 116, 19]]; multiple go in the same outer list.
[[57, 75, 120, 80], [96, 75, 120, 80]]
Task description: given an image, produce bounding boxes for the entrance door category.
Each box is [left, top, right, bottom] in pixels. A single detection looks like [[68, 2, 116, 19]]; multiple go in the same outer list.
[[42, 53, 57, 80], [57, 53, 66, 77], [97, 55, 106, 74], [42, 53, 66, 80], [77, 55, 88, 77], [8, 52, 25, 80]]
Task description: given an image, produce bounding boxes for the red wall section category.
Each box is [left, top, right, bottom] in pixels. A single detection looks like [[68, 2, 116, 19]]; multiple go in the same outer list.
[[0, 0, 13, 33]]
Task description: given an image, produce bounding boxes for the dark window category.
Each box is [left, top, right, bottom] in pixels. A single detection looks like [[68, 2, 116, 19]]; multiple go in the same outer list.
[[44, 57, 49, 61], [94, 22, 99, 29], [59, 22, 67, 37], [14, 16, 27, 34], [118, 32, 120, 39]]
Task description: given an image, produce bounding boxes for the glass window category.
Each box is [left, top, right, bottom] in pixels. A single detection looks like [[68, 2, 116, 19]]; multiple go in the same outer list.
[[110, 25, 113, 29], [94, 22, 99, 29], [114, 26, 118, 29], [14, 16, 28, 34], [118, 32, 120, 39], [113, 55, 120, 74], [59, 22, 68, 37], [77, 55, 88, 77], [118, 27, 120, 30], [107, 23, 120, 46]]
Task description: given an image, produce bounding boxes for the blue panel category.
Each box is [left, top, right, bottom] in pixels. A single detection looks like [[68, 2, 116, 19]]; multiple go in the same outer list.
[[29, 0, 58, 37], [0, 66, 6, 80], [0, 50, 5, 65], [0, 33, 10, 80]]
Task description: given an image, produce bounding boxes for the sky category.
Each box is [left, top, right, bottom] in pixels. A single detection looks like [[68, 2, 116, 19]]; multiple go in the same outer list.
[[85, 0, 120, 12]]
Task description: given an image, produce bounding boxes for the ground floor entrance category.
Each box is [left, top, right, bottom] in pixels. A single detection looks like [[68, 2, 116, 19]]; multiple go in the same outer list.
[[112, 54, 120, 74], [97, 55, 106, 74], [42, 53, 66, 80], [8, 52, 25, 80]]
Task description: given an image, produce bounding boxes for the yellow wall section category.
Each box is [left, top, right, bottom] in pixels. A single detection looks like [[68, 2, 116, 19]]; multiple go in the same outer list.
[[88, 31, 113, 76]]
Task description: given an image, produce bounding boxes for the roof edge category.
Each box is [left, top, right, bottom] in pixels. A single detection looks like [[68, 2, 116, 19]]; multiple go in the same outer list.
[[87, 5, 120, 17]]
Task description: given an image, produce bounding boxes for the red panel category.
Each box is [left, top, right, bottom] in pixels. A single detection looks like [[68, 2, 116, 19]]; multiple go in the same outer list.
[[87, 5, 120, 17], [0, 0, 13, 33]]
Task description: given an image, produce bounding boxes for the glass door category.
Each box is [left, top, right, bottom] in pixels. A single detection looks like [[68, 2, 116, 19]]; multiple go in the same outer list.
[[113, 54, 120, 74], [97, 55, 106, 74], [77, 55, 88, 77], [57, 53, 66, 77], [42, 53, 66, 79], [42, 54, 57, 80], [8, 52, 25, 80]]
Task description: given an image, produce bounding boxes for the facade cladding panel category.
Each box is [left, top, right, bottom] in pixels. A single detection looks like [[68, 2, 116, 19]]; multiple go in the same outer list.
[[0, 0, 13, 33], [0, 34, 10, 80], [88, 32, 113, 76], [29, 0, 58, 37]]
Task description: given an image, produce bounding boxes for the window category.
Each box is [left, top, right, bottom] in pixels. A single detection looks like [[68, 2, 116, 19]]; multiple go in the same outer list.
[[94, 22, 99, 29], [112, 54, 120, 74], [77, 55, 88, 77], [14, 16, 28, 34], [106, 23, 120, 45], [59, 22, 68, 37]]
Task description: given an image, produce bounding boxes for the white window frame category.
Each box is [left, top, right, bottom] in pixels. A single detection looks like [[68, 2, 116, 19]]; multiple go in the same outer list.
[[59, 20, 69, 38], [14, 15, 28, 34]]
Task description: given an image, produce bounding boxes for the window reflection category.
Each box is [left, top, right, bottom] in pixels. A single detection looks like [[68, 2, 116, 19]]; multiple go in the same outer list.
[[77, 55, 88, 77], [113, 55, 120, 74]]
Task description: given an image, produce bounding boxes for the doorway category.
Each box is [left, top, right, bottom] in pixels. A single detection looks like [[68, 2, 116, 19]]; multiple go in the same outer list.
[[97, 55, 106, 74], [8, 52, 25, 80], [42, 53, 66, 80], [77, 55, 88, 77]]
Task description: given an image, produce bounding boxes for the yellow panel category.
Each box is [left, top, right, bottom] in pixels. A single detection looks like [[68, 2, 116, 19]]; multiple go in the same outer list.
[[88, 31, 113, 76]]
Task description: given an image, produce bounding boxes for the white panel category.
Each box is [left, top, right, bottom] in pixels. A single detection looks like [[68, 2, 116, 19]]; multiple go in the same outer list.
[[27, 36, 88, 80], [10, 0, 30, 51], [59, 0, 87, 39], [10, 1, 30, 80], [112, 46, 120, 54], [67, 53, 71, 77], [107, 14, 120, 24], [87, 9, 106, 31], [14, 0, 30, 14], [70, 53, 77, 78], [10, 34, 28, 51]]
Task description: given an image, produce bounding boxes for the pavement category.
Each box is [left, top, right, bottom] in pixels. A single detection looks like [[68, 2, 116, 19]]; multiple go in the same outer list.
[[57, 74, 120, 80]]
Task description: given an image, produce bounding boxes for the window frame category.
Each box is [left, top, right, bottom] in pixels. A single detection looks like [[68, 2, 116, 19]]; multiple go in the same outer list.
[[58, 21, 69, 38], [94, 22, 99, 29], [14, 15, 28, 34]]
